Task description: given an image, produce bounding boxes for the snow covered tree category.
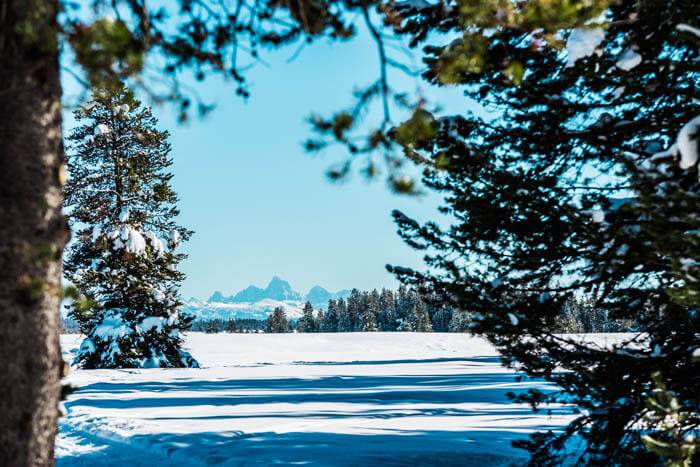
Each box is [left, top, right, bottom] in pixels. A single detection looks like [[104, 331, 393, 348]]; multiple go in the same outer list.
[[410, 298, 432, 332], [360, 290, 379, 331], [337, 297, 353, 332], [378, 288, 396, 331], [64, 85, 197, 369], [322, 299, 339, 332], [346, 289, 363, 331], [315, 309, 325, 331], [266, 306, 289, 333], [385, 1, 700, 463], [298, 301, 316, 333]]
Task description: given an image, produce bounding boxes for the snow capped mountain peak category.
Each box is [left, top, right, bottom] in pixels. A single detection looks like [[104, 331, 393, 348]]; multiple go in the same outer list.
[[208, 291, 226, 303], [185, 278, 352, 321], [264, 276, 301, 301]]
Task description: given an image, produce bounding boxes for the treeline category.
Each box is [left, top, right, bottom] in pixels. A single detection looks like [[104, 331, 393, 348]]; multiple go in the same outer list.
[[62, 288, 636, 335], [190, 318, 266, 333], [263, 288, 636, 334]]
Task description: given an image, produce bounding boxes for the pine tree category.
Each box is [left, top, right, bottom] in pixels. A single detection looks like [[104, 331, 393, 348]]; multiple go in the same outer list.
[[315, 309, 324, 332], [266, 306, 289, 333], [336, 297, 352, 332], [378, 288, 396, 331], [346, 289, 363, 331], [225, 319, 237, 333], [64, 84, 197, 369], [387, 2, 700, 463], [410, 296, 433, 332], [322, 299, 339, 332], [360, 290, 379, 332], [298, 301, 316, 333], [448, 310, 471, 333]]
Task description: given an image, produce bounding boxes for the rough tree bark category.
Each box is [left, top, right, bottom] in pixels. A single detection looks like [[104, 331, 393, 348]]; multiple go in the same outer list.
[[0, 0, 68, 464]]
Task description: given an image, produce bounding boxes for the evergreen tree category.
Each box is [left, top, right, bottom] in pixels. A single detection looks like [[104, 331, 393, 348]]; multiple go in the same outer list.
[[336, 297, 352, 332], [225, 319, 237, 333], [346, 289, 363, 331], [448, 310, 471, 333], [315, 309, 324, 332], [410, 296, 433, 332], [298, 301, 316, 333], [64, 85, 197, 369], [394, 285, 411, 330], [322, 299, 339, 332], [378, 288, 396, 331], [386, 2, 700, 463], [266, 306, 289, 333], [429, 302, 453, 333], [360, 290, 379, 332]]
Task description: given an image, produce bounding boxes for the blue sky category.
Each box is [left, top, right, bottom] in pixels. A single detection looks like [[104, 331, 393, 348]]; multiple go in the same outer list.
[[62, 27, 478, 300]]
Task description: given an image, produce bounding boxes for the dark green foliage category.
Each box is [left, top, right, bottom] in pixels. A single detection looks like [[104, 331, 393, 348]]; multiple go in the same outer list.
[[63, 84, 197, 369], [190, 318, 265, 333], [383, 1, 700, 463], [266, 306, 290, 333], [298, 301, 316, 332]]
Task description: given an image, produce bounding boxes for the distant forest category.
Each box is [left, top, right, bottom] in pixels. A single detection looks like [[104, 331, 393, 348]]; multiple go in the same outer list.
[[61, 286, 638, 335]]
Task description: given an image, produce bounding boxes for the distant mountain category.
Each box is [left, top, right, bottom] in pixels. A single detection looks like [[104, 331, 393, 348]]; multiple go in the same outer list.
[[209, 276, 302, 304], [231, 285, 266, 303], [185, 277, 351, 321], [306, 286, 352, 308], [264, 276, 302, 301]]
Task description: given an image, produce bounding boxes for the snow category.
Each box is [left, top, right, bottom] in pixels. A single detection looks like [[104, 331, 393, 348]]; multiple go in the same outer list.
[[678, 115, 700, 170], [677, 23, 700, 38], [118, 208, 130, 222], [92, 310, 130, 340], [138, 317, 166, 333], [58, 332, 583, 466], [591, 209, 605, 223], [144, 231, 165, 256], [396, 0, 431, 10], [507, 313, 519, 326], [616, 49, 642, 71], [565, 28, 605, 68], [94, 124, 111, 136]]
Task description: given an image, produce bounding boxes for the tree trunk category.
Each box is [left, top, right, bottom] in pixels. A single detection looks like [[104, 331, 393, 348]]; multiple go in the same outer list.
[[0, 0, 68, 464]]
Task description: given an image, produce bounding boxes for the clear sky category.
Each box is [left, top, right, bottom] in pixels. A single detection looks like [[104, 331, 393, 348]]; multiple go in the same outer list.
[[62, 27, 478, 300]]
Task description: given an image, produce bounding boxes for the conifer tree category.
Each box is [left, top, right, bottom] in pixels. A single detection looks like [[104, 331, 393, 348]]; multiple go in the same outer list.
[[298, 301, 316, 333], [64, 84, 197, 369], [385, 1, 700, 463], [336, 297, 352, 332], [410, 297, 432, 332], [378, 289, 396, 331], [322, 299, 339, 332], [346, 289, 363, 331], [266, 306, 289, 333], [360, 290, 379, 332], [315, 309, 324, 332]]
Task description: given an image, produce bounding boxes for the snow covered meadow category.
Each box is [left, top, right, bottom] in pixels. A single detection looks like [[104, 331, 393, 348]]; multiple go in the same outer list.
[[56, 332, 625, 466]]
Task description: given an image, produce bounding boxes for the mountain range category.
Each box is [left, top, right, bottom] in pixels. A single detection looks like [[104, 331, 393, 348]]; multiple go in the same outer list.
[[183, 276, 351, 321]]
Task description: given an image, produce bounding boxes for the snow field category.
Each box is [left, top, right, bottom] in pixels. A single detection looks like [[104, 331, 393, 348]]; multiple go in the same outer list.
[[58, 332, 583, 466]]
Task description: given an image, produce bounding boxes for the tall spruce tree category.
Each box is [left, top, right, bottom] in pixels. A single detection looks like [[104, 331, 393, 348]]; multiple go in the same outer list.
[[64, 85, 197, 369], [360, 290, 380, 332], [336, 297, 353, 332], [384, 1, 700, 463], [266, 306, 289, 333], [322, 299, 339, 332], [298, 301, 316, 333]]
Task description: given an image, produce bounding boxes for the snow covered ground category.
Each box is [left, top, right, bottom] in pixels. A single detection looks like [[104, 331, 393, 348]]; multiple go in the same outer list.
[[57, 332, 597, 466]]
